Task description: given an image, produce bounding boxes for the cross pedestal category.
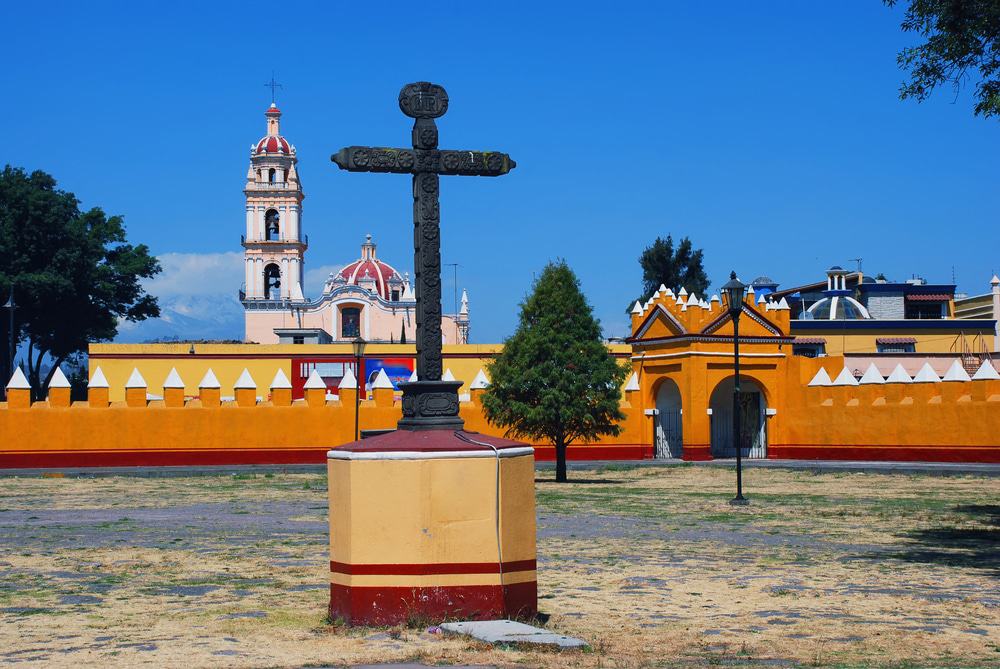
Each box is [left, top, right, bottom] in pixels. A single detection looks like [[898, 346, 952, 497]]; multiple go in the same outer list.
[[326, 82, 536, 626]]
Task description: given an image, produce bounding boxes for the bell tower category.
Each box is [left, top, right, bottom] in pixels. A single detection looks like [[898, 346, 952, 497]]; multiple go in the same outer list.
[[241, 103, 307, 302]]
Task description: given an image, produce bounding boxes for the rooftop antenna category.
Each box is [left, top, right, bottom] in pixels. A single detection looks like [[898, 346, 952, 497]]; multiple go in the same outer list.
[[264, 71, 282, 104], [444, 263, 460, 316]]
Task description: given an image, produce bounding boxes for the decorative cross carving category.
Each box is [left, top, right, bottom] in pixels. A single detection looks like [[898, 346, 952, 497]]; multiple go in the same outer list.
[[331, 82, 516, 430]]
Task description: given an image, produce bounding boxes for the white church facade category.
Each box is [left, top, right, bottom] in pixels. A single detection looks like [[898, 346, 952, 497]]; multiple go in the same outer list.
[[240, 103, 470, 345]]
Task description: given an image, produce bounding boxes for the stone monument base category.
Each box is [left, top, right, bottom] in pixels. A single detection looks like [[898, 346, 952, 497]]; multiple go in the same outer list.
[[327, 429, 537, 626]]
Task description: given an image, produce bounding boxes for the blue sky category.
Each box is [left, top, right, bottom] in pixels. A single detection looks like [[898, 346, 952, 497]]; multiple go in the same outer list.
[[4, 2, 999, 342]]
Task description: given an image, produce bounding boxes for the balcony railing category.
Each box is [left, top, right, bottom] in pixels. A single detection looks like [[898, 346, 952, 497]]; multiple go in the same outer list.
[[248, 181, 288, 190], [241, 234, 309, 245]]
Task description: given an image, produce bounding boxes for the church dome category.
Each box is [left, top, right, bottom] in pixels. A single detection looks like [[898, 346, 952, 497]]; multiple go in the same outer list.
[[806, 295, 871, 320], [253, 104, 294, 156], [339, 234, 403, 301]]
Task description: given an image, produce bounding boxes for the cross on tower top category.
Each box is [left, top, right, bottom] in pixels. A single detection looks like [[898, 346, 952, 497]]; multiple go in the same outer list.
[[264, 72, 283, 104]]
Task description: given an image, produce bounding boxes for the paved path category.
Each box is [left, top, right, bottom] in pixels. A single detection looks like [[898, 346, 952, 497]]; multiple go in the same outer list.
[[2, 458, 998, 478]]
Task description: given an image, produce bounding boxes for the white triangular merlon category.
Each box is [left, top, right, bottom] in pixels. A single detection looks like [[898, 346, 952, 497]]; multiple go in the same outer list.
[[685, 293, 699, 306], [371, 368, 394, 389], [972, 360, 1000, 380], [49, 367, 71, 388], [89, 367, 109, 388], [808, 367, 832, 387], [631, 301, 643, 315], [942, 360, 971, 382], [442, 368, 456, 382], [777, 297, 790, 310], [470, 369, 490, 390], [832, 367, 859, 386], [199, 368, 221, 388], [885, 364, 913, 383], [680, 302, 688, 312], [858, 363, 885, 385], [757, 294, 766, 305], [233, 368, 256, 389], [270, 368, 292, 389], [623, 372, 640, 392], [678, 287, 688, 297], [6, 367, 30, 390], [335, 367, 355, 390], [645, 297, 654, 308], [125, 368, 147, 388], [912, 363, 941, 383], [710, 294, 720, 302], [163, 368, 185, 389], [657, 284, 668, 295], [746, 285, 755, 297], [291, 281, 304, 301], [408, 369, 418, 383], [664, 288, 674, 297]]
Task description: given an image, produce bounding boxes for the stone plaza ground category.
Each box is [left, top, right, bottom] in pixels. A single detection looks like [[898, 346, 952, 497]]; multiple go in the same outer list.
[[1, 464, 998, 668]]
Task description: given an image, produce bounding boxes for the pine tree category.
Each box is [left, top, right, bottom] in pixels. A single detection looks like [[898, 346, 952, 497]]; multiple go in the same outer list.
[[483, 260, 629, 482], [628, 235, 708, 312]]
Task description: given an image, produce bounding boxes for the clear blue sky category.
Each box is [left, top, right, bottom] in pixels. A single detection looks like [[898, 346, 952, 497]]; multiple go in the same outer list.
[[4, 1, 998, 342]]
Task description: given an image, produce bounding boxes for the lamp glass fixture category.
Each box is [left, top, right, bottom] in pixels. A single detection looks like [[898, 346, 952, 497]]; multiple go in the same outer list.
[[721, 271, 746, 317]]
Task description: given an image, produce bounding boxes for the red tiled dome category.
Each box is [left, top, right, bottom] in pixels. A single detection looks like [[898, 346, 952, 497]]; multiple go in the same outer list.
[[339, 257, 399, 301], [255, 135, 292, 155]]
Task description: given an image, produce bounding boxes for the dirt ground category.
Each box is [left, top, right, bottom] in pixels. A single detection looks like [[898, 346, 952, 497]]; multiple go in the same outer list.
[[0, 464, 998, 668]]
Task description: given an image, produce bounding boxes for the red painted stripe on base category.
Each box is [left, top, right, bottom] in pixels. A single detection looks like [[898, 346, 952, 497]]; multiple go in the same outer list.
[[768, 445, 1000, 463], [330, 559, 535, 576], [329, 580, 537, 626], [0, 448, 331, 469]]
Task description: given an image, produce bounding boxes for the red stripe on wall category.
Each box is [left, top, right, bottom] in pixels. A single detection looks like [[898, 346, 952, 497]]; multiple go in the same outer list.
[[330, 559, 536, 576], [0, 448, 332, 469], [531, 444, 653, 461], [768, 444, 1000, 463], [329, 581, 537, 626]]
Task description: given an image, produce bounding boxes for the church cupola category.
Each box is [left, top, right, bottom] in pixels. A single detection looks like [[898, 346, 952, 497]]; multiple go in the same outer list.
[[254, 104, 294, 156]]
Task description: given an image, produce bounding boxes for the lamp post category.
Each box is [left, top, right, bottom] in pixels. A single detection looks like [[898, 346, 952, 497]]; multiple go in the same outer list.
[[2, 287, 14, 401], [352, 336, 367, 440], [721, 271, 749, 506]]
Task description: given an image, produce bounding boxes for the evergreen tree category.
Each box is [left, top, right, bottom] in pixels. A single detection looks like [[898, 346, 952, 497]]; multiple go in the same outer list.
[[629, 235, 708, 312], [483, 260, 628, 482]]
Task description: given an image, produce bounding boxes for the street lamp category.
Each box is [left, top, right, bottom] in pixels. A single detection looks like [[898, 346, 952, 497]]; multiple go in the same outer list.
[[721, 271, 749, 506], [2, 288, 14, 401], [352, 336, 367, 441]]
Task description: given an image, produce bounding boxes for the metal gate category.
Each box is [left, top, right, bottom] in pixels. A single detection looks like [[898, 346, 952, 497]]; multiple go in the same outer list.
[[655, 409, 683, 459], [710, 391, 766, 458]]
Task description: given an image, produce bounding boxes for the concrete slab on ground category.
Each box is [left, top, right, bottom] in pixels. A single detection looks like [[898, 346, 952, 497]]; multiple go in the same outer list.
[[440, 619, 587, 649]]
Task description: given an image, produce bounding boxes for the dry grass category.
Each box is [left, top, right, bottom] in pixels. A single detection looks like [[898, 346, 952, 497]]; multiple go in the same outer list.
[[0, 465, 998, 668]]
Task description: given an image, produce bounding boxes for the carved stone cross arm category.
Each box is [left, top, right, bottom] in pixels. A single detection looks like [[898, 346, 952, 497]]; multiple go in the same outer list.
[[331, 147, 516, 176]]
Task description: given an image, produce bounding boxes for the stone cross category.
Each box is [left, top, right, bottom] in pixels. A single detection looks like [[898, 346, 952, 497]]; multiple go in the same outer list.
[[331, 82, 516, 430]]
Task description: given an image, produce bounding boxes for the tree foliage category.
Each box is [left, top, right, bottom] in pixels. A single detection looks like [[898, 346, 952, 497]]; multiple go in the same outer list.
[[0, 166, 161, 392], [886, 0, 1000, 118], [629, 235, 709, 311], [483, 260, 629, 482]]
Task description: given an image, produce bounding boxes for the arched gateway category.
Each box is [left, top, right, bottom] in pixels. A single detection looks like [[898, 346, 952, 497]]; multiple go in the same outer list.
[[709, 376, 767, 458], [627, 283, 791, 462], [654, 378, 683, 458]]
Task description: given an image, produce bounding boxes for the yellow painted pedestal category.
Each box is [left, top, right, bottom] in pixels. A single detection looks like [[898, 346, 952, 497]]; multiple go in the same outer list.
[[327, 430, 536, 626]]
